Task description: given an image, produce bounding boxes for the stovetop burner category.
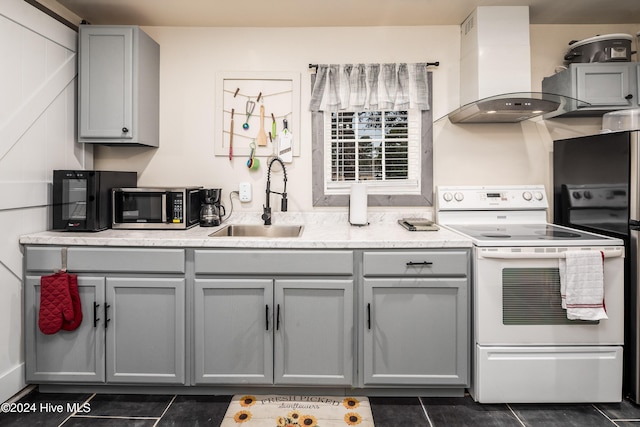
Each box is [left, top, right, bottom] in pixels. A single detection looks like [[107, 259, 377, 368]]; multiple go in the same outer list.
[[533, 230, 582, 238], [445, 223, 614, 246]]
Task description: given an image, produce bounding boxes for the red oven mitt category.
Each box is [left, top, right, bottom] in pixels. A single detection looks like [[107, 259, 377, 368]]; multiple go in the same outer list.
[[38, 272, 75, 335], [61, 273, 82, 331]]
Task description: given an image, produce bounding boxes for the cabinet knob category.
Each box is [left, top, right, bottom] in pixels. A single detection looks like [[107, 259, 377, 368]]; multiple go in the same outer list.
[[122, 127, 129, 133], [625, 94, 634, 100]]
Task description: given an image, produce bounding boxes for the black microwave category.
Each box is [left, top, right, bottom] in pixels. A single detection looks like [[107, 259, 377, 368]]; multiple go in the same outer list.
[[52, 170, 137, 231], [112, 187, 202, 229]]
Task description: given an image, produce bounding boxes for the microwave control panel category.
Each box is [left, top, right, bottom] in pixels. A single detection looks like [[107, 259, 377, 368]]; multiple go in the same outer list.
[[171, 193, 183, 223]]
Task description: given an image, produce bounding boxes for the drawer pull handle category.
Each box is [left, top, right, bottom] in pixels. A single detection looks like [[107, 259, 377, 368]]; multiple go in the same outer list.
[[406, 261, 433, 266], [93, 302, 100, 328]]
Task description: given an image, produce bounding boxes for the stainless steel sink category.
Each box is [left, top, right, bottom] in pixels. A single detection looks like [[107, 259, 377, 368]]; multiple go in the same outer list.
[[208, 224, 303, 238]]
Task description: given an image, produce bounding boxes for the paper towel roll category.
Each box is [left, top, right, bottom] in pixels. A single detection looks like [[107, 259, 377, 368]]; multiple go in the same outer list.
[[349, 182, 368, 226]]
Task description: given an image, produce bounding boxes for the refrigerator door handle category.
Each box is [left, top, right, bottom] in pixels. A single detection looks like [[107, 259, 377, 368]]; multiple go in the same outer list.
[[630, 132, 640, 221]]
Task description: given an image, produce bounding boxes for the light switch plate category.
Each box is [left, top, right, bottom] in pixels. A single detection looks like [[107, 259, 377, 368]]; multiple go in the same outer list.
[[239, 182, 252, 202]]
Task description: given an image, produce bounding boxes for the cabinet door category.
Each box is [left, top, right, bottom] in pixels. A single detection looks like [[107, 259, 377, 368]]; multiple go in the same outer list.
[[25, 276, 106, 383], [363, 278, 468, 386], [79, 26, 133, 140], [193, 279, 273, 384], [105, 277, 185, 384], [576, 64, 634, 108], [274, 279, 354, 386]]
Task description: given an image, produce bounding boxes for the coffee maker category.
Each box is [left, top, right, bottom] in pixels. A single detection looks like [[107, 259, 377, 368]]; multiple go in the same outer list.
[[199, 189, 225, 227]]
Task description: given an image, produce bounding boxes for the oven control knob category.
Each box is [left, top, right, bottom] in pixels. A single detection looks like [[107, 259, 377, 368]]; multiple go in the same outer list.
[[454, 192, 464, 202], [572, 191, 582, 199], [583, 191, 592, 199], [442, 192, 453, 202], [522, 191, 532, 201], [534, 191, 544, 201]]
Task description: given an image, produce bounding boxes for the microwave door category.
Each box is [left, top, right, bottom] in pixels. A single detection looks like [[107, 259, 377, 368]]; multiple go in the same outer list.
[[115, 191, 167, 224]]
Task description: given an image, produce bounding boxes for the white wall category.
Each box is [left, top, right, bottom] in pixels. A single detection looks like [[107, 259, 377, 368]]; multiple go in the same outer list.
[[95, 24, 640, 214], [0, 0, 91, 402], [94, 26, 461, 212]]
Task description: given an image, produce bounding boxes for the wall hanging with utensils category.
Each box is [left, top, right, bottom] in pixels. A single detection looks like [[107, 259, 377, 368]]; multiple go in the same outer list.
[[215, 72, 301, 160]]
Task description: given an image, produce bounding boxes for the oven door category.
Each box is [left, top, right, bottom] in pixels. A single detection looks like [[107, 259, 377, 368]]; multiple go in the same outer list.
[[474, 246, 625, 346]]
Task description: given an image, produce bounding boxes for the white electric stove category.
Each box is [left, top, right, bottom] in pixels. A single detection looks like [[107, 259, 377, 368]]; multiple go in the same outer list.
[[436, 185, 625, 403]]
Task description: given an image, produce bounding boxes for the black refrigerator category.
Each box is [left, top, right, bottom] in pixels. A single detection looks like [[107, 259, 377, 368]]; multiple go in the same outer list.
[[554, 130, 640, 403]]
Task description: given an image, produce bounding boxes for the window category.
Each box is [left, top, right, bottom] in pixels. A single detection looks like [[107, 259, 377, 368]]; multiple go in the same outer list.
[[325, 110, 421, 196], [311, 78, 433, 207]]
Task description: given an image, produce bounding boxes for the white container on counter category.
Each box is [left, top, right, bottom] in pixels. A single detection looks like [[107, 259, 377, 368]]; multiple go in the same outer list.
[[349, 182, 368, 226]]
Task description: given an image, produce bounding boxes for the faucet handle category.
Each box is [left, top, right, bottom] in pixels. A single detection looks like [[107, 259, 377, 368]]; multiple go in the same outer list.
[[262, 205, 272, 225]]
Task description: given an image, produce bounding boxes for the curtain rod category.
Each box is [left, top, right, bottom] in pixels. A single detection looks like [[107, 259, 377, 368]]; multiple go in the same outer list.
[[308, 62, 440, 71]]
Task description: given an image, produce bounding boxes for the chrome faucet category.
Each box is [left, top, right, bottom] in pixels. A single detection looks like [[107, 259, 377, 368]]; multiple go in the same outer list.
[[262, 157, 288, 225]]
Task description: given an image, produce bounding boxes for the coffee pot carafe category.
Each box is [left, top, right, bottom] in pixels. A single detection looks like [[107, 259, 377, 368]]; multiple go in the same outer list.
[[199, 189, 225, 227]]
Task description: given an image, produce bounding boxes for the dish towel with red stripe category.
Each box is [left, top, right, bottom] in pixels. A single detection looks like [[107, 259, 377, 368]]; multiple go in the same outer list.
[[559, 250, 607, 321], [38, 272, 83, 334]]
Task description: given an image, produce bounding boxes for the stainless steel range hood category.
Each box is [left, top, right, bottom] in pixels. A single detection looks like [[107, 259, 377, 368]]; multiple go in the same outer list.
[[448, 7, 566, 124], [447, 92, 564, 123]]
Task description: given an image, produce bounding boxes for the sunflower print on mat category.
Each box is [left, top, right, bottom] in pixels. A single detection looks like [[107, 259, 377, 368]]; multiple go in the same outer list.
[[239, 395, 256, 407], [299, 414, 318, 426], [342, 397, 360, 410], [234, 410, 252, 423], [344, 412, 362, 425], [276, 412, 318, 426]]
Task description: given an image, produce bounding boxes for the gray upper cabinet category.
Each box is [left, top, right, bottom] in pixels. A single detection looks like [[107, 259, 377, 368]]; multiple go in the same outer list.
[[78, 25, 159, 147], [542, 62, 638, 118]]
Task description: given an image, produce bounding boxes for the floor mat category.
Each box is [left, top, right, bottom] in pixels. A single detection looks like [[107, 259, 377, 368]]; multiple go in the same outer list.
[[221, 395, 374, 426]]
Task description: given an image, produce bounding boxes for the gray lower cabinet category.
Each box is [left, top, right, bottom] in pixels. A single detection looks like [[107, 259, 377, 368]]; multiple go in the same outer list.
[[193, 278, 354, 386], [274, 279, 353, 385], [24, 247, 186, 385], [105, 277, 185, 384], [194, 279, 273, 384], [25, 276, 106, 383], [361, 250, 469, 387], [193, 249, 355, 387]]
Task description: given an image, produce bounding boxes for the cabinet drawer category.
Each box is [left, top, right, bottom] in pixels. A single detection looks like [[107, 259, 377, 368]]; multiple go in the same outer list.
[[194, 250, 353, 275], [24, 246, 185, 273], [363, 251, 468, 277]]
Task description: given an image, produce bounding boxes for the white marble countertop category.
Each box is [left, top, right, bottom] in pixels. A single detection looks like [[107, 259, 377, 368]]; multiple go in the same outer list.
[[19, 212, 472, 249]]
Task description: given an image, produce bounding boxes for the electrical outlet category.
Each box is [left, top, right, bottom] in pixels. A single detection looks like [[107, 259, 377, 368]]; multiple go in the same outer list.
[[239, 182, 252, 202]]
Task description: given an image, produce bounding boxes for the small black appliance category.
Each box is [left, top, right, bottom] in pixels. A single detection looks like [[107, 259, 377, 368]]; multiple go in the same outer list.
[[52, 170, 137, 231], [199, 188, 225, 227]]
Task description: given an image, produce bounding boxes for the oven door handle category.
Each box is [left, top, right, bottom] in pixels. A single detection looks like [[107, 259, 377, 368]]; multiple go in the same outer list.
[[478, 248, 624, 260]]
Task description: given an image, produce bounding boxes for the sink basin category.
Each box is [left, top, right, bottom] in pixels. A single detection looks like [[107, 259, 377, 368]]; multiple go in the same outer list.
[[209, 224, 303, 238]]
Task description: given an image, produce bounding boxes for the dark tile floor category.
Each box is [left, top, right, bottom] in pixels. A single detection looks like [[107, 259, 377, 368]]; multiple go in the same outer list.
[[2, 389, 640, 426]]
